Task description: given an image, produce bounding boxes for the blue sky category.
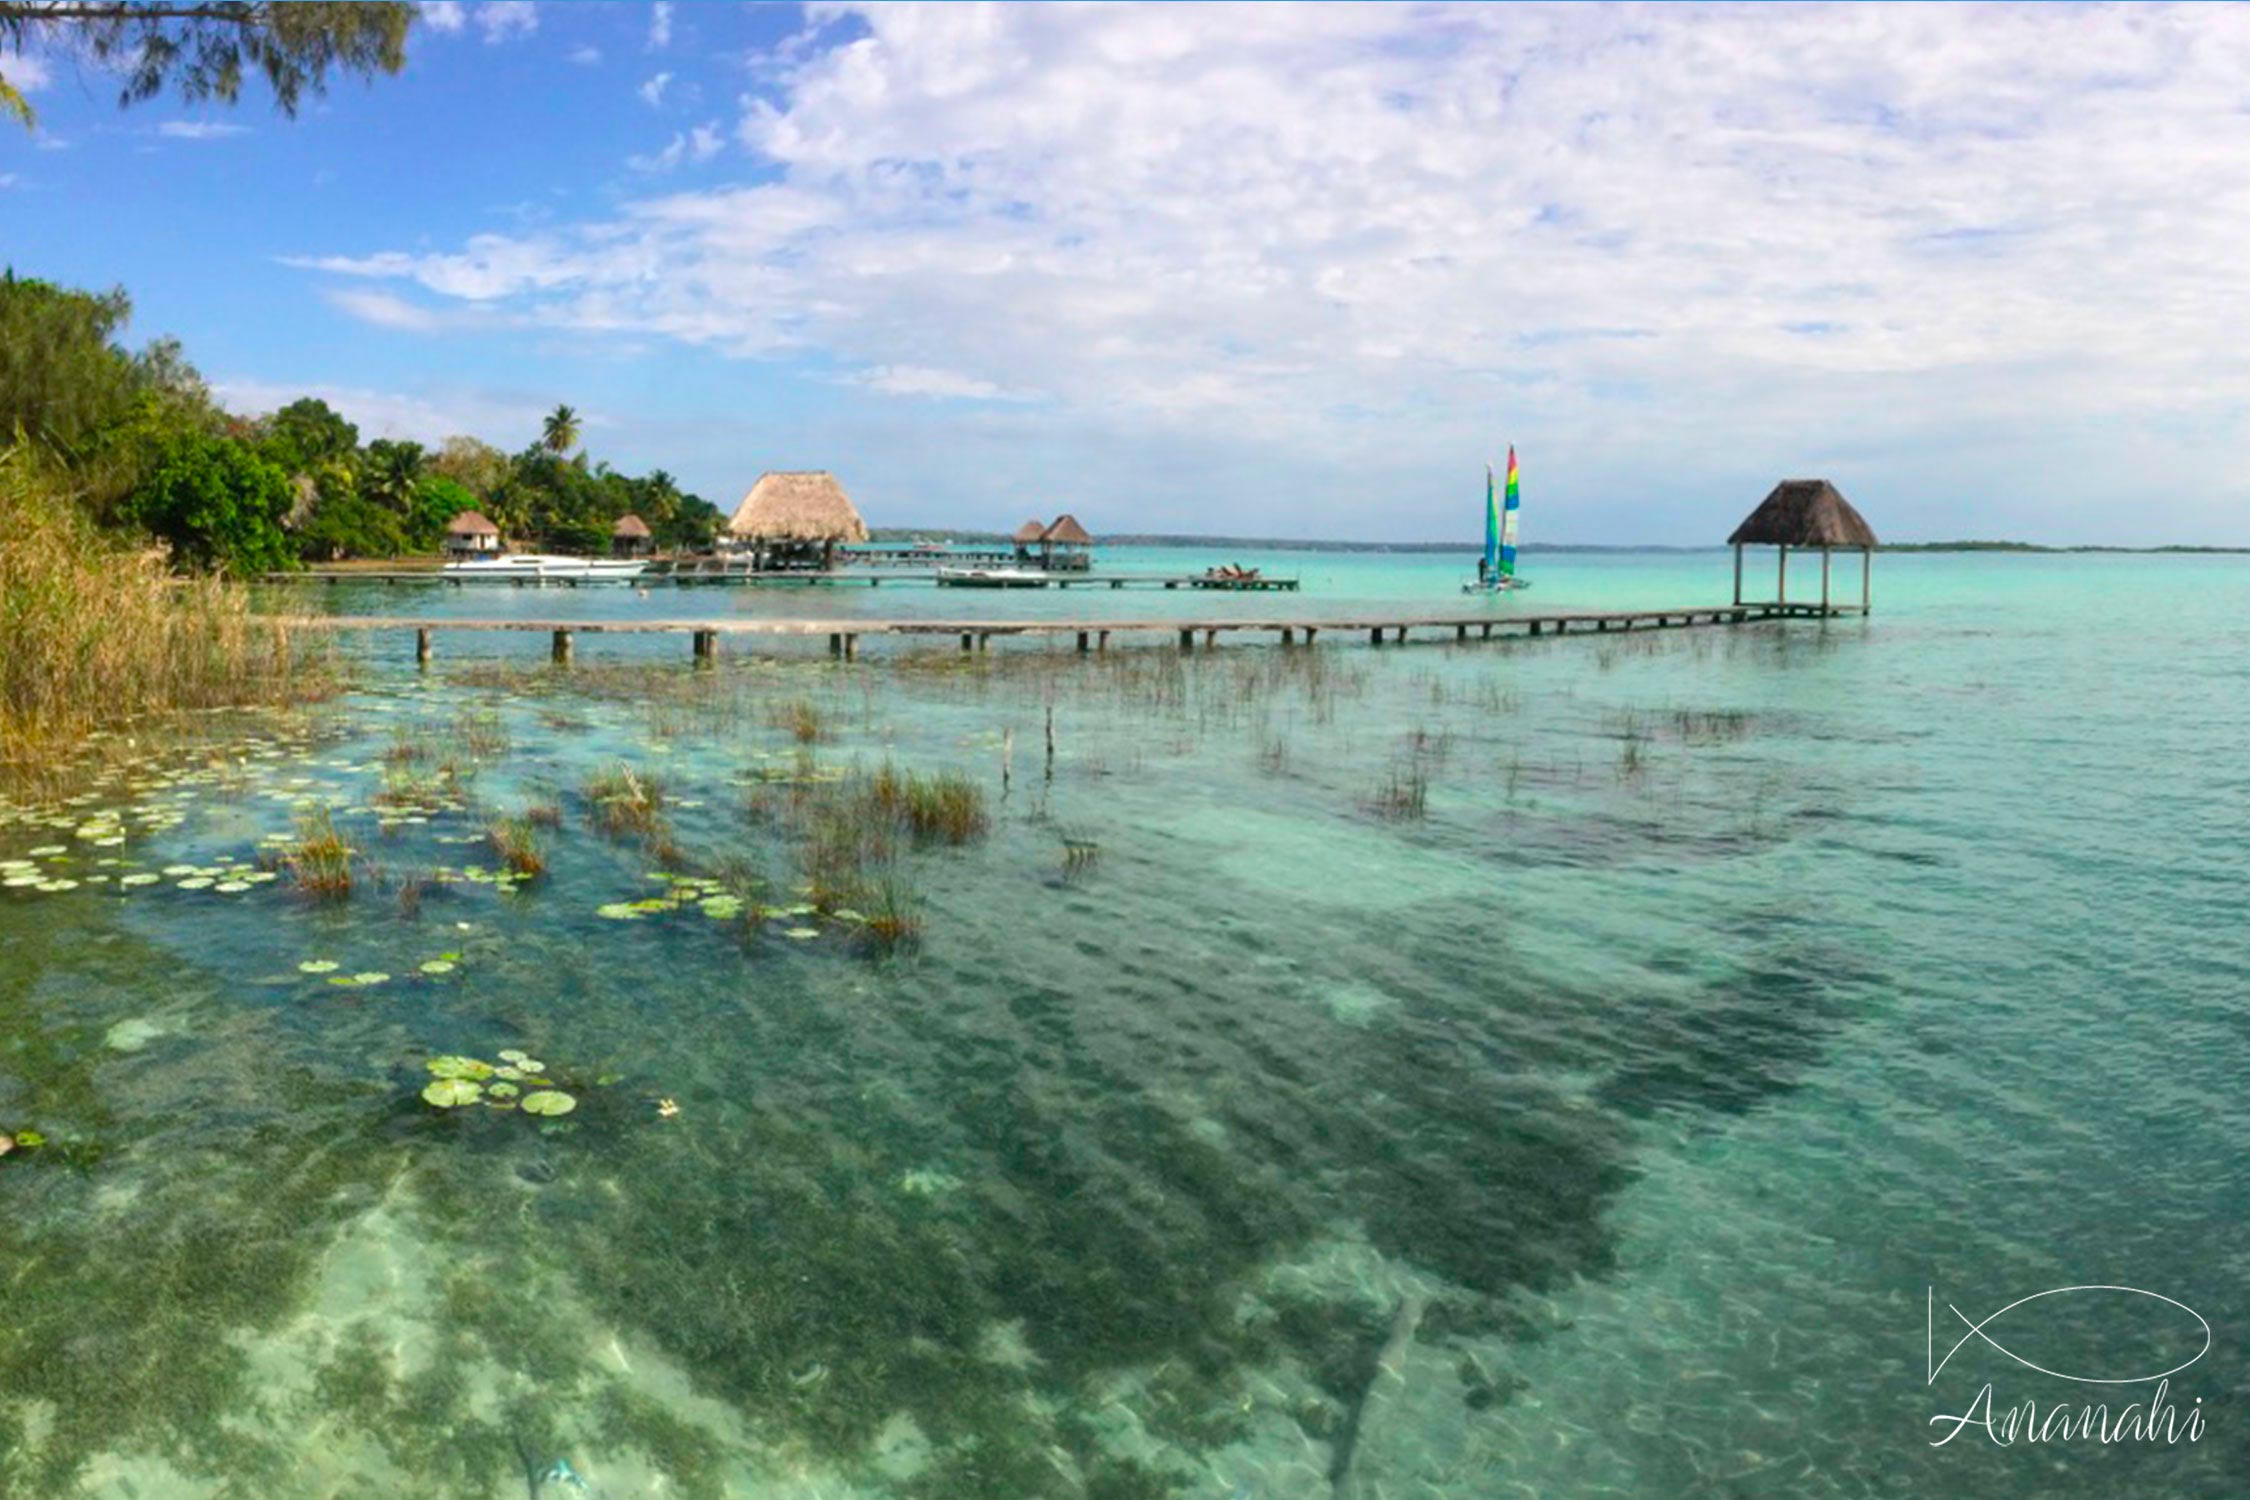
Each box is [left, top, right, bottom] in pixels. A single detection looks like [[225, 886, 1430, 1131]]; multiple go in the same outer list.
[[7, 2, 2250, 544]]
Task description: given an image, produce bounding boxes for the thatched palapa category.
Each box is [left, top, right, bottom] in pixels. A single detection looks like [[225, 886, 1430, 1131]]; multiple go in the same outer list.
[[443, 509, 501, 559], [611, 513, 653, 558], [727, 472, 868, 543], [446, 510, 500, 537], [1012, 519, 1049, 544], [1042, 514, 1093, 546], [1728, 480, 1877, 548], [1726, 478, 1875, 611], [726, 471, 866, 571]]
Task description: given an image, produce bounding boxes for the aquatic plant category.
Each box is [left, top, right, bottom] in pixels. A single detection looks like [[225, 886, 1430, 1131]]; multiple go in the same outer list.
[[280, 806, 356, 896], [1366, 763, 1428, 821], [0, 449, 332, 800], [419, 1053, 585, 1120], [584, 761, 667, 840], [486, 814, 549, 879], [773, 697, 829, 744], [860, 873, 922, 950]]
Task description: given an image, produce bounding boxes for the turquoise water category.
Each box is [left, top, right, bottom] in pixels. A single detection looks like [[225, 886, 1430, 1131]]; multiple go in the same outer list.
[[2, 547, 2243, 1497]]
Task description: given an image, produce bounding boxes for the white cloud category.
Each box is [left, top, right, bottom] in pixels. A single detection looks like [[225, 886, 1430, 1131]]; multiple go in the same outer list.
[[627, 120, 723, 173], [853, 365, 1037, 402], [569, 44, 602, 66], [649, 2, 674, 51], [638, 71, 672, 107], [158, 121, 250, 140], [212, 378, 549, 447], [418, 1, 466, 34], [2, 50, 50, 91], [323, 287, 472, 333], [475, 1, 536, 45], [285, 2, 2250, 539]]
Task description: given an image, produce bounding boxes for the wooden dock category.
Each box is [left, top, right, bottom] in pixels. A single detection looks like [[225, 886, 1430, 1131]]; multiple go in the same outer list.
[[277, 601, 1859, 664], [264, 569, 1298, 592]]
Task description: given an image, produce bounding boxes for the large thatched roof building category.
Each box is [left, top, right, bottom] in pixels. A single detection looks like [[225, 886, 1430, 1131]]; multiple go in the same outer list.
[[1727, 479, 1875, 612], [725, 471, 867, 570], [1728, 480, 1877, 549]]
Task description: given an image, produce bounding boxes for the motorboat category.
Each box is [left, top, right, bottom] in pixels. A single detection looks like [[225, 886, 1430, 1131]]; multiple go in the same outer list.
[[441, 554, 648, 581]]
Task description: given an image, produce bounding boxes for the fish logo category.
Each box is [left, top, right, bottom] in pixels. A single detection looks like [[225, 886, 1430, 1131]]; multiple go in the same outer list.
[[1928, 1285, 2210, 1386]]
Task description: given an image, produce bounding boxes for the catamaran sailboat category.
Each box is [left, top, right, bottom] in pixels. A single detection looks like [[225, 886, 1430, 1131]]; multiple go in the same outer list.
[[1462, 446, 1528, 593]]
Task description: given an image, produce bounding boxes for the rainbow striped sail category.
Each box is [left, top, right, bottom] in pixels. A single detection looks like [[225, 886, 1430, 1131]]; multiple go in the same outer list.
[[1500, 446, 1520, 579], [1483, 463, 1500, 581]]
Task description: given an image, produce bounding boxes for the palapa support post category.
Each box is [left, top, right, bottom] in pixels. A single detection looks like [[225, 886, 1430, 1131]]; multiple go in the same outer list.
[[1481, 623, 1493, 639], [1777, 544, 1788, 605], [551, 628, 573, 665], [1820, 547, 1832, 613], [1456, 624, 1468, 642], [1733, 544, 1743, 606], [1530, 620, 1542, 636], [1303, 626, 1318, 644], [828, 632, 843, 658], [1077, 631, 1090, 654], [1370, 626, 1383, 646], [415, 627, 432, 667], [1280, 627, 1295, 646], [692, 629, 716, 664], [1178, 628, 1194, 652], [1862, 547, 1872, 612], [961, 633, 973, 653]]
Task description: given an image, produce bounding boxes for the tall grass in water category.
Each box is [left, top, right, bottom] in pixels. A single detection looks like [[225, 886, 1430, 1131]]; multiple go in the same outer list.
[[486, 815, 549, 879], [278, 807, 355, 897], [584, 761, 667, 840], [0, 452, 323, 797]]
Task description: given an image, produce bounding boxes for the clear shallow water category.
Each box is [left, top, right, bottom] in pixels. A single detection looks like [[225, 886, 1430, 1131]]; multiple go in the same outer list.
[[3, 548, 2246, 1498]]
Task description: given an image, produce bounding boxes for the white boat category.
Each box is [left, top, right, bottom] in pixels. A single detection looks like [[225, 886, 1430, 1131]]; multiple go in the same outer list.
[[1462, 447, 1530, 594], [936, 566, 1051, 589], [442, 554, 648, 581]]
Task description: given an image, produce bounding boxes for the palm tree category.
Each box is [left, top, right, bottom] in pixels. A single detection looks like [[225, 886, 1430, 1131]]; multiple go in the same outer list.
[[541, 404, 581, 456]]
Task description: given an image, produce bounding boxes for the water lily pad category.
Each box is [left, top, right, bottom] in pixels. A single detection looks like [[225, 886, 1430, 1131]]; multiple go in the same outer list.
[[418, 959, 455, 975], [595, 902, 640, 920], [176, 877, 213, 890], [515, 1058, 545, 1074], [426, 1055, 492, 1080], [350, 972, 390, 986], [497, 1048, 527, 1064], [487, 1082, 520, 1099], [37, 879, 78, 893], [422, 1078, 483, 1107], [299, 959, 340, 973], [120, 873, 160, 887], [520, 1090, 575, 1116], [784, 926, 821, 940], [214, 881, 251, 893]]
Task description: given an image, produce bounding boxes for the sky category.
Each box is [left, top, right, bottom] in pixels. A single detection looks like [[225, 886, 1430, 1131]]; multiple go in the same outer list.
[[6, 1, 2250, 545]]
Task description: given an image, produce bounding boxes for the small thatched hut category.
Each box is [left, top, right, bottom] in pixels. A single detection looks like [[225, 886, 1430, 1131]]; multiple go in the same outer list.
[[725, 471, 868, 571], [1012, 519, 1049, 564], [1041, 513, 1094, 572], [611, 513, 653, 558], [444, 510, 502, 560], [1727, 479, 1876, 611]]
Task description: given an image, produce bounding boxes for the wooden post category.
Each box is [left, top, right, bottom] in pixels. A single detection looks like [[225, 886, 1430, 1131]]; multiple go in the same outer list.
[[1732, 543, 1743, 606], [1777, 544, 1788, 605], [828, 632, 843, 657], [1178, 628, 1194, 652], [1530, 620, 1542, 636], [1099, 630, 1111, 652], [1862, 547, 1872, 612], [1280, 627, 1295, 646], [843, 634, 858, 661], [1481, 623, 1492, 638], [415, 627, 432, 666], [1820, 547, 1831, 612], [1076, 630, 1089, 653], [1370, 626, 1383, 646], [551, 628, 573, 665], [692, 629, 714, 664], [961, 633, 973, 653], [977, 634, 989, 652], [1303, 627, 1318, 644], [1204, 628, 1218, 649], [1456, 624, 1468, 642]]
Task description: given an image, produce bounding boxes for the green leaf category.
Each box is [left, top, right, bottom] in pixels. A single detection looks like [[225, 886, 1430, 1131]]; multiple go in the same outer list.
[[422, 1079, 483, 1108], [520, 1090, 576, 1116]]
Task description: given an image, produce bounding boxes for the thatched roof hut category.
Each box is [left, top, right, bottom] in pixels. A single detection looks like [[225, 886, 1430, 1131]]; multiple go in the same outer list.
[[1726, 479, 1875, 611], [443, 509, 502, 558], [726, 472, 868, 543], [1042, 514, 1093, 546], [1012, 519, 1049, 545], [611, 512, 653, 558], [1728, 480, 1876, 548]]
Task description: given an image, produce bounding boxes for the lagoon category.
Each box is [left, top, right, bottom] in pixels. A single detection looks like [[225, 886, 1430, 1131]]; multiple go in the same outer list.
[[1, 545, 2243, 1499]]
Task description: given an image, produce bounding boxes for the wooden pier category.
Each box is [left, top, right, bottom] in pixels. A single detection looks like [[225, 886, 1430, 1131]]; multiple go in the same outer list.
[[280, 600, 1858, 665], [263, 568, 1299, 592]]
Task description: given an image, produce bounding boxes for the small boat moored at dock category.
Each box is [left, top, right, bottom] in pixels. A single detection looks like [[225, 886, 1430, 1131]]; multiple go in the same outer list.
[[441, 554, 648, 582], [936, 567, 1054, 588]]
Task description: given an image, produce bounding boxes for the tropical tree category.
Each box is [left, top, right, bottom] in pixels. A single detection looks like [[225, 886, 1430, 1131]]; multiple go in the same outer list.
[[427, 433, 508, 497], [540, 404, 581, 457], [117, 425, 295, 575], [0, 272, 140, 457], [361, 437, 424, 515], [1, 2, 412, 129]]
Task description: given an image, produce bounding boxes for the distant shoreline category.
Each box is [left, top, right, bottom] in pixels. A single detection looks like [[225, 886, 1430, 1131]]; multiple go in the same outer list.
[[866, 530, 2250, 556]]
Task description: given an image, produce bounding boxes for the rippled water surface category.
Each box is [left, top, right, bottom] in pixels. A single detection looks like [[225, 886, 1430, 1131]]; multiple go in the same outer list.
[[2, 548, 2243, 1498]]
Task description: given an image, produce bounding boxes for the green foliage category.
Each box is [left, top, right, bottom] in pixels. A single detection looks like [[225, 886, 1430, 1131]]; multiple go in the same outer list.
[[0, 2, 412, 128], [118, 423, 297, 575], [259, 395, 358, 472], [540, 402, 580, 455], [0, 271, 141, 457], [426, 433, 508, 495]]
